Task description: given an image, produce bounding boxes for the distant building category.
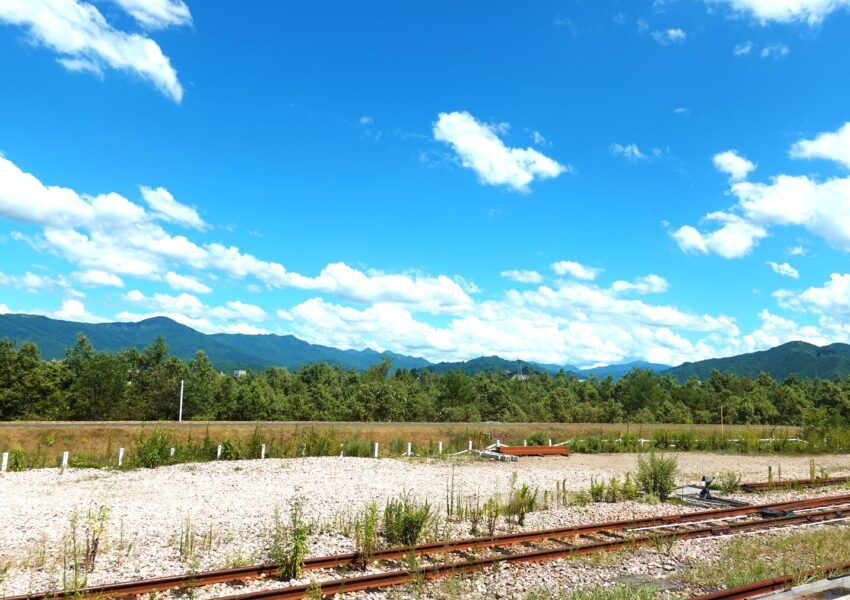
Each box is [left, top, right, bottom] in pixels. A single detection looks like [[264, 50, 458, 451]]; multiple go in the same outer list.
[[233, 369, 247, 378]]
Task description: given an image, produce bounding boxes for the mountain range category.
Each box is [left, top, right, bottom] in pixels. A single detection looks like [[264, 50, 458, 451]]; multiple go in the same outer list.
[[2, 313, 850, 381]]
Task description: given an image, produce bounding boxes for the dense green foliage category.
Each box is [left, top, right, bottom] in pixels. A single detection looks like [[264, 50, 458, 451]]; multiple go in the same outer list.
[[2, 334, 850, 436]]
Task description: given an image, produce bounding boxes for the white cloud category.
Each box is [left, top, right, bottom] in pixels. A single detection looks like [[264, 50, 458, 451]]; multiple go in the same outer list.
[[707, 0, 850, 25], [611, 274, 670, 294], [73, 269, 124, 287], [551, 260, 602, 281], [432, 111, 569, 192], [141, 187, 206, 229], [790, 122, 850, 169], [110, 0, 192, 29], [53, 299, 105, 323], [760, 43, 789, 58], [531, 131, 547, 145], [610, 143, 648, 161], [0, 304, 9, 314], [733, 41, 754, 55], [651, 28, 687, 45], [768, 261, 799, 278], [789, 245, 808, 256], [500, 269, 544, 284], [741, 309, 829, 353], [359, 115, 373, 125], [713, 149, 756, 181], [674, 107, 690, 115], [165, 271, 212, 294], [0, 0, 184, 102], [672, 212, 768, 258], [788, 273, 850, 317], [0, 271, 73, 293], [121, 291, 267, 333]]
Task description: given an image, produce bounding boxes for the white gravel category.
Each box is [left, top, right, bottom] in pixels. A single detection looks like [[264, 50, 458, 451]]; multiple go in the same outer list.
[[1, 452, 849, 598]]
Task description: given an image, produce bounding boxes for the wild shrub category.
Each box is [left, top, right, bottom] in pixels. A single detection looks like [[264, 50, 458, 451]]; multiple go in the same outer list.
[[718, 471, 742, 494], [484, 494, 500, 536], [383, 493, 433, 546], [353, 501, 379, 566], [589, 477, 605, 502], [132, 429, 174, 468], [622, 473, 639, 500], [269, 499, 311, 581], [505, 483, 537, 525], [604, 477, 622, 503], [636, 451, 678, 500], [9, 444, 26, 471]]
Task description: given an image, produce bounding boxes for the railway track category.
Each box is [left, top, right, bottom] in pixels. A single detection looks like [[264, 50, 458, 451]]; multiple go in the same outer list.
[[740, 474, 850, 492], [9, 493, 850, 600], [690, 559, 850, 599]]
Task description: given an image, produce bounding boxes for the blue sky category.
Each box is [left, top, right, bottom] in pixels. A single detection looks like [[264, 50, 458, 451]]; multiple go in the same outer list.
[[2, 0, 850, 367]]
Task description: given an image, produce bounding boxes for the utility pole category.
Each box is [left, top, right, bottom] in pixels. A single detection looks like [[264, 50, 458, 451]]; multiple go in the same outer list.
[[178, 379, 184, 422]]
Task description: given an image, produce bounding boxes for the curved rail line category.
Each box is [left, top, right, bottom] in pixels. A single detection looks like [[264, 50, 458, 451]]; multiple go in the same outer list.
[[8, 493, 850, 600], [689, 560, 850, 599]]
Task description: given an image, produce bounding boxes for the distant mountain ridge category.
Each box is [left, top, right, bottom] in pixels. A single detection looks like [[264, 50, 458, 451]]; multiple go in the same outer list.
[[14, 313, 850, 381], [665, 341, 850, 381]]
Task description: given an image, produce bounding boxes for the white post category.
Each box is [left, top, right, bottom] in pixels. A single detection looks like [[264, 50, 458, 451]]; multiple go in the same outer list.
[[261, 444, 267, 459], [1, 452, 8, 472], [438, 441, 443, 455], [169, 447, 176, 457], [548, 438, 552, 446], [216, 444, 222, 459], [407, 442, 412, 457], [468, 439, 473, 451], [178, 379, 184, 422], [523, 439, 527, 446], [496, 439, 501, 448], [373, 442, 379, 458], [61, 451, 69, 468], [117, 447, 125, 467]]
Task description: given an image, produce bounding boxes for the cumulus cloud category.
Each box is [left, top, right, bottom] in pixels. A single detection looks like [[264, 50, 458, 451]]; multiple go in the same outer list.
[[73, 269, 124, 287], [0, 271, 73, 293], [432, 111, 569, 192], [0, 304, 9, 314], [707, 0, 850, 25], [551, 260, 601, 281], [672, 213, 768, 258], [790, 122, 850, 169], [500, 269, 544, 284], [165, 271, 212, 294], [713, 150, 756, 181], [0, 0, 184, 101], [110, 0, 192, 29], [53, 299, 105, 323], [121, 290, 267, 333], [141, 187, 206, 230], [768, 261, 799, 279], [734, 41, 754, 55], [651, 28, 687, 45], [611, 274, 670, 294]]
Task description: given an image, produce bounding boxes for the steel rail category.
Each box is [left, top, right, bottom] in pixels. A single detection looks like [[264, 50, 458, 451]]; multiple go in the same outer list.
[[219, 505, 850, 600], [689, 560, 850, 599], [740, 475, 850, 492], [9, 493, 850, 600]]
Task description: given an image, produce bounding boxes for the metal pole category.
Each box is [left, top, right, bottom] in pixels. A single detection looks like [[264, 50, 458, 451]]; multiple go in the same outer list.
[[178, 379, 184, 422]]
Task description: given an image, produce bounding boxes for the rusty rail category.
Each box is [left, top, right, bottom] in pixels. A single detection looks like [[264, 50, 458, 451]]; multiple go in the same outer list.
[[9, 493, 850, 600], [689, 559, 850, 599], [219, 505, 850, 600], [740, 475, 850, 492]]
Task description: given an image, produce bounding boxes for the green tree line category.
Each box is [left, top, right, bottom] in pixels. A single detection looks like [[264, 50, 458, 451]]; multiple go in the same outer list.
[[1, 335, 849, 430]]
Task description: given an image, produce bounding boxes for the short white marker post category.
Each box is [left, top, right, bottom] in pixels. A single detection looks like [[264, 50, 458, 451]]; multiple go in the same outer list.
[[261, 444, 267, 459], [468, 440, 473, 451], [1, 452, 8, 472], [523, 439, 527, 446], [407, 442, 412, 457], [117, 447, 124, 467], [169, 447, 176, 457], [216, 445, 222, 459], [438, 441, 443, 455], [548, 438, 552, 446], [496, 439, 501, 448], [61, 451, 69, 468], [373, 442, 379, 458]]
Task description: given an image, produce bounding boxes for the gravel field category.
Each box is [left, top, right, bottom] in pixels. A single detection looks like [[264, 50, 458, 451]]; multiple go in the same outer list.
[[2, 452, 850, 598]]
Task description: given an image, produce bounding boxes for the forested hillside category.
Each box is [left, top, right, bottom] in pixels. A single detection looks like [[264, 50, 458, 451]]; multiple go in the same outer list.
[[1, 334, 849, 432]]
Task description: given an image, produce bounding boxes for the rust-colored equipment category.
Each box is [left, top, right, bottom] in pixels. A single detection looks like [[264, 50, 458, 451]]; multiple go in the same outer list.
[[497, 445, 570, 457]]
